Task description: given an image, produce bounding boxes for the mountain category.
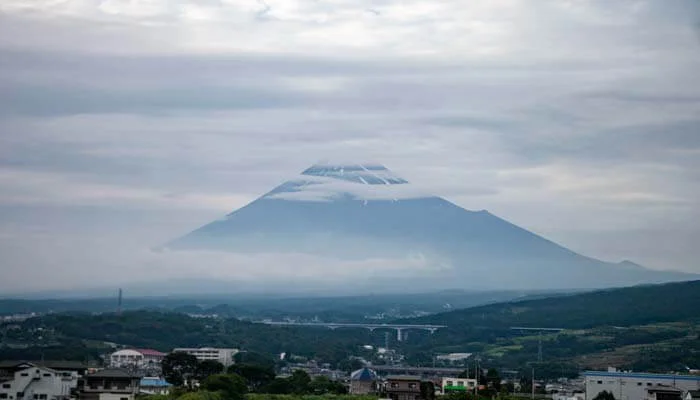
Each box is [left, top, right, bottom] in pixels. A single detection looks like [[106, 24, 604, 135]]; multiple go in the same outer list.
[[166, 163, 696, 290]]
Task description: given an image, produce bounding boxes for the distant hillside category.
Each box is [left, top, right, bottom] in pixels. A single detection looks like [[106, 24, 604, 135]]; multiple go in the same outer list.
[[407, 280, 700, 329]]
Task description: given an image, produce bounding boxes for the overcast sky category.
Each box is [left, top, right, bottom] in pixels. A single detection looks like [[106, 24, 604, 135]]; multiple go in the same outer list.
[[1, 0, 699, 294]]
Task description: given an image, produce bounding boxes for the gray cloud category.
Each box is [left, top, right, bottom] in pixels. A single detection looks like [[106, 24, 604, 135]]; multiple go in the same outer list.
[[0, 0, 699, 293]]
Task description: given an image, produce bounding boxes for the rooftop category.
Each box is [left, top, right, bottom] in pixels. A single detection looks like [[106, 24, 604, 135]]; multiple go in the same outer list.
[[386, 375, 422, 381], [351, 368, 378, 382], [140, 378, 171, 387], [135, 349, 166, 357], [0, 361, 87, 371], [584, 371, 700, 382]]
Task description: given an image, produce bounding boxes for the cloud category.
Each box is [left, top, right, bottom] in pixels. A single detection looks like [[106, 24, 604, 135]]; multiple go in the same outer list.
[[0, 0, 699, 292]]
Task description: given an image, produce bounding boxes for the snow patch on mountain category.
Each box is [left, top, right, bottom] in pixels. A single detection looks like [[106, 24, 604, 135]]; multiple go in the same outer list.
[[263, 163, 430, 202]]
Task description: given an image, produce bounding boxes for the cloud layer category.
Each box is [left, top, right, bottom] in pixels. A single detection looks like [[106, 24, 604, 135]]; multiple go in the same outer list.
[[1, 0, 699, 293]]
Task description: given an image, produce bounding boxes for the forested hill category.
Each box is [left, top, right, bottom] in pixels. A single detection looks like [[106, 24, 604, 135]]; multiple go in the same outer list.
[[405, 279, 700, 329]]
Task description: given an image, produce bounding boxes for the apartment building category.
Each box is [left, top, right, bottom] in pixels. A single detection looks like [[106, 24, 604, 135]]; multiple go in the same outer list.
[[171, 348, 238, 367]]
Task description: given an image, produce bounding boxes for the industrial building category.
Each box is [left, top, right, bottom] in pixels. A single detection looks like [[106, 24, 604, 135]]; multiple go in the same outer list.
[[584, 370, 700, 400]]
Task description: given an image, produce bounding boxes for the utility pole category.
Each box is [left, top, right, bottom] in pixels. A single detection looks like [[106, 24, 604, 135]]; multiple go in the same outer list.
[[117, 288, 123, 315], [531, 366, 535, 400], [474, 358, 479, 399]]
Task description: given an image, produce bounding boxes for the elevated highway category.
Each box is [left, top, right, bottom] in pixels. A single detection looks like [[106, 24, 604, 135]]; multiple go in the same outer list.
[[259, 321, 446, 341]]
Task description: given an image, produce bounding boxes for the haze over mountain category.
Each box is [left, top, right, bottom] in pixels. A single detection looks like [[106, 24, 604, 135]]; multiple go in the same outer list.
[[167, 163, 696, 290]]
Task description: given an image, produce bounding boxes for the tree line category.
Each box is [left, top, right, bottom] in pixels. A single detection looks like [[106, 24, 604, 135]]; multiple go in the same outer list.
[[158, 352, 347, 400]]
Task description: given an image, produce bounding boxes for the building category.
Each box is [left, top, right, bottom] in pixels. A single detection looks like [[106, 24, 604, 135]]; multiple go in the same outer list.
[[647, 387, 683, 400], [79, 369, 141, 400], [171, 348, 238, 367], [349, 368, 378, 395], [584, 370, 700, 400], [139, 378, 171, 395], [109, 349, 166, 372], [435, 353, 472, 363], [685, 391, 700, 400], [0, 365, 76, 400], [0, 362, 86, 383], [553, 395, 585, 400], [385, 375, 422, 400], [441, 377, 477, 394]]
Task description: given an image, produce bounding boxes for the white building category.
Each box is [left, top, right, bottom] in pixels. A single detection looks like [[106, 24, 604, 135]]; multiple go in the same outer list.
[[441, 377, 477, 394], [436, 353, 472, 363], [0, 366, 76, 400], [172, 348, 239, 366], [109, 349, 166, 371], [584, 370, 700, 400]]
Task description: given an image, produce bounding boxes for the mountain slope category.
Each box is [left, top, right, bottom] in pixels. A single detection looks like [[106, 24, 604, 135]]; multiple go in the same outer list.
[[166, 163, 696, 290], [406, 279, 700, 329]]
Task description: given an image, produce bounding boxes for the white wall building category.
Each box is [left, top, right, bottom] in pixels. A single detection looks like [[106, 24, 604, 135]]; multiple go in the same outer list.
[[109, 349, 166, 371], [436, 353, 472, 363], [441, 377, 477, 394], [0, 366, 76, 400], [172, 348, 239, 366], [584, 370, 700, 400]]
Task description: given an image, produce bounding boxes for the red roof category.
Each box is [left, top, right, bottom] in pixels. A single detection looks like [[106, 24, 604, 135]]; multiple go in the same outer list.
[[135, 349, 166, 356]]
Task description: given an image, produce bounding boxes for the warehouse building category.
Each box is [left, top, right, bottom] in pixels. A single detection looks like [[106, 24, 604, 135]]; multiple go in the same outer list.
[[584, 370, 700, 400]]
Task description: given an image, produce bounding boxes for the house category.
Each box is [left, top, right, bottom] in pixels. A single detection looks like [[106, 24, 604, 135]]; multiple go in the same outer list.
[[79, 369, 140, 400], [349, 368, 378, 395], [138, 378, 171, 395], [385, 375, 422, 400], [0, 365, 76, 400], [0, 362, 86, 384]]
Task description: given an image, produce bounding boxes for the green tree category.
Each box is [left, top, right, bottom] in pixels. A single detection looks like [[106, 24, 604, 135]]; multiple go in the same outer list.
[[485, 368, 501, 391], [177, 391, 222, 400], [287, 370, 312, 395], [420, 381, 436, 400], [138, 395, 170, 400], [309, 376, 347, 395], [162, 352, 199, 387], [337, 358, 364, 373], [197, 360, 225, 381], [261, 378, 292, 394], [200, 374, 247, 400], [227, 364, 275, 391], [592, 391, 616, 400], [233, 352, 275, 369]]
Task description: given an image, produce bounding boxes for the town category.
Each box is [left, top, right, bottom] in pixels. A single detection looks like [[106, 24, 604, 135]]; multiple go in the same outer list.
[[1, 342, 699, 400]]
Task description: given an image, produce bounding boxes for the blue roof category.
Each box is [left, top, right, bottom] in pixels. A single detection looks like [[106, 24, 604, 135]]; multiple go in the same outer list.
[[351, 368, 378, 381], [140, 378, 172, 387], [584, 371, 700, 382]]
